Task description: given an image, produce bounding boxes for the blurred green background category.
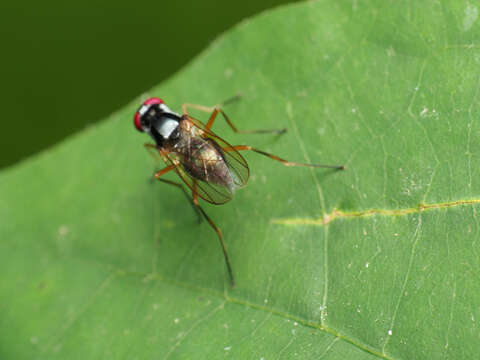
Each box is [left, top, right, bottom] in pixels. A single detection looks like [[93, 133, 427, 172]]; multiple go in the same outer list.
[[0, 1, 299, 169]]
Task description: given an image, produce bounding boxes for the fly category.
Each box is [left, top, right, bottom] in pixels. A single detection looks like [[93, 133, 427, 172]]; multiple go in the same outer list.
[[133, 95, 344, 288]]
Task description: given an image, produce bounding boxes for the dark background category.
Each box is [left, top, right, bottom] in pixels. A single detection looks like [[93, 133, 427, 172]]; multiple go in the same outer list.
[[0, 1, 299, 169]]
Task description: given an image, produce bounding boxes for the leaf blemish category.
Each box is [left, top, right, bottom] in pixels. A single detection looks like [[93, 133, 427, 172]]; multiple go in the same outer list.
[[224, 68, 233, 79], [162, 220, 176, 228], [58, 225, 69, 237], [463, 3, 478, 31]]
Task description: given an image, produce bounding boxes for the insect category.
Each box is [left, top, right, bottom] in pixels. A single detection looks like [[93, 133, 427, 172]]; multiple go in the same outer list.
[[133, 95, 344, 288]]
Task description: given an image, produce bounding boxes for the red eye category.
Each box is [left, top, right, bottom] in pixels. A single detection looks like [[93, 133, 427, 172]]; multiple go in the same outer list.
[[133, 97, 164, 132], [133, 112, 143, 132], [144, 97, 164, 105]]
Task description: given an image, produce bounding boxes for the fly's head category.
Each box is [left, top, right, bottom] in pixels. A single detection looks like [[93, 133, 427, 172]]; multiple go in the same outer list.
[[134, 97, 181, 146]]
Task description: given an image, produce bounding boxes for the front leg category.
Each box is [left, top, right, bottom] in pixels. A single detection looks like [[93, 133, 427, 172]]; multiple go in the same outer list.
[[182, 94, 286, 134]]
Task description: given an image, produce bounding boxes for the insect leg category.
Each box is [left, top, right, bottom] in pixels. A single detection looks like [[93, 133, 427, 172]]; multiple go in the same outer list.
[[144, 143, 162, 161], [153, 164, 177, 178], [182, 94, 286, 134], [224, 145, 345, 170], [148, 154, 202, 222], [192, 180, 235, 288], [181, 94, 242, 116]]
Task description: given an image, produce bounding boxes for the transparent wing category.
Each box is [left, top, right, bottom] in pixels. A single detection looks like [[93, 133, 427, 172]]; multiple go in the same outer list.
[[186, 115, 250, 188], [160, 115, 249, 205], [162, 151, 233, 205]]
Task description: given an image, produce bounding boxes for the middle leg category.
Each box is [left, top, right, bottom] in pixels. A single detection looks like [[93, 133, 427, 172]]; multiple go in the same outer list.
[[224, 145, 345, 170]]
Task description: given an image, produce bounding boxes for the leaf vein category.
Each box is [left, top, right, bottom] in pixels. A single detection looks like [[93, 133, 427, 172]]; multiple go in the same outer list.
[[271, 198, 480, 226]]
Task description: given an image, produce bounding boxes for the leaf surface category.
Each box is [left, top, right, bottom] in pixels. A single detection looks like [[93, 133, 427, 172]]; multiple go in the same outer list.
[[1, 1, 480, 359]]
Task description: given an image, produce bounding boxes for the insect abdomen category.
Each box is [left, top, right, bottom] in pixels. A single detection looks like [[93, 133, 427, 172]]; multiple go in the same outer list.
[[181, 138, 233, 188]]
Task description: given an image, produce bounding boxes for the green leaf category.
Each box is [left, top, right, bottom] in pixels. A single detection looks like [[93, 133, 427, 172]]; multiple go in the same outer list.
[[1, 1, 479, 358]]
